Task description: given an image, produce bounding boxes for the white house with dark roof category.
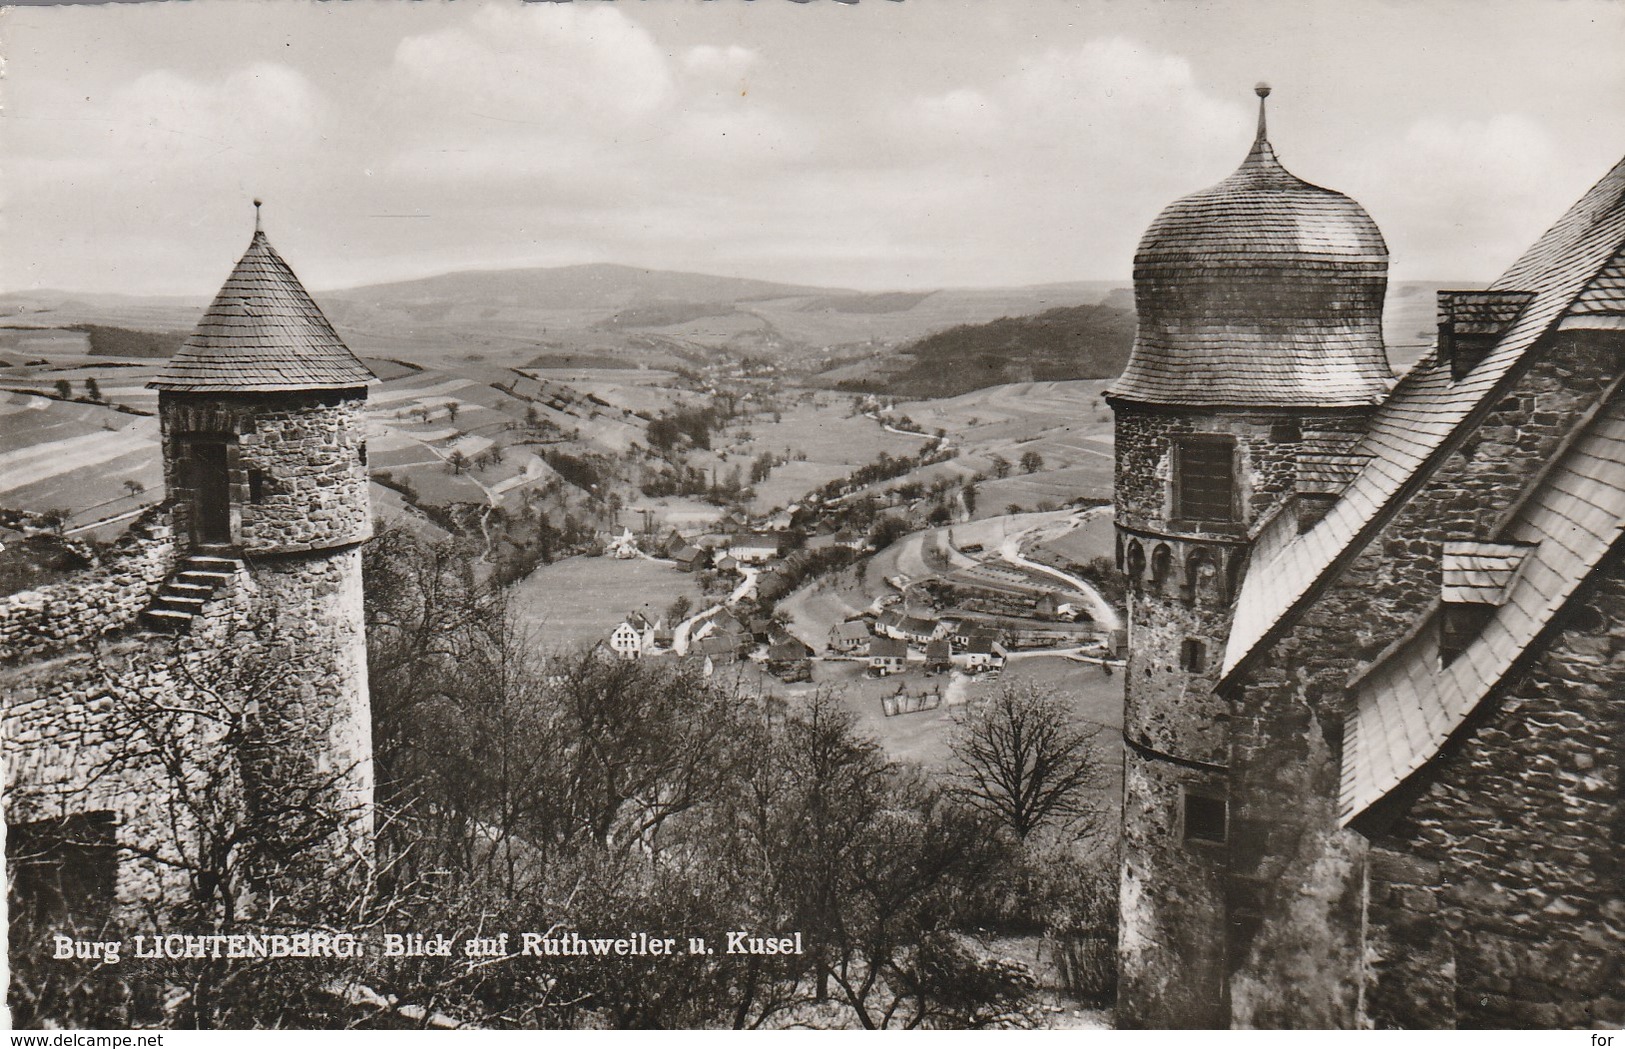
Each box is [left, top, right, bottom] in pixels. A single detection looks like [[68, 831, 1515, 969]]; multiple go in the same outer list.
[[726, 533, 783, 564], [866, 635, 907, 675], [827, 620, 871, 654]]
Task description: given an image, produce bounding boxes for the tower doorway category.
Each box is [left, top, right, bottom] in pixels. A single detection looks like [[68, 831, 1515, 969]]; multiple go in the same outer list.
[[190, 440, 231, 545]]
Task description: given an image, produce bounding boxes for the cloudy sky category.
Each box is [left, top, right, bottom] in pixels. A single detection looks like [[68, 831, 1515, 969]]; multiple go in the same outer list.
[[3, 0, 1623, 295]]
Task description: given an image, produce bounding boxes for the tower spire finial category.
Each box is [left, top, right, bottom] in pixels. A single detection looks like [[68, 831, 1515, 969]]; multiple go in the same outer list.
[[253, 198, 263, 234], [1253, 83, 1272, 144]]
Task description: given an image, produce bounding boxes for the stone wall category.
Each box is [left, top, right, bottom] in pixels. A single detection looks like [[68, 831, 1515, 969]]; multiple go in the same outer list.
[[1224, 328, 1621, 1027], [1118, 748, 1230, 1028], [204, 546, 374, 859], [162, 390, 370, 554], [0, 512, 173, 666], [3, 541, 373, 919], [1360, 551, 1624, 1029], [1114, 405, 1369, 537], [1, 641, 220, 913], [1113, 402, 1371, 1028]]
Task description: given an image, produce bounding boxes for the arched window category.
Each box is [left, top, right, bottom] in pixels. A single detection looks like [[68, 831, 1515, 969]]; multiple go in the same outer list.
[[1150, 544, 1172, 585], [1126, 540, 1146, 583], [1185, 547, 1217, 602]]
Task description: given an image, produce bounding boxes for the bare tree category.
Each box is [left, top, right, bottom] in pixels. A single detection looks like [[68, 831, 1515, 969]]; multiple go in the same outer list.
[[948, 682, 1109, 840]]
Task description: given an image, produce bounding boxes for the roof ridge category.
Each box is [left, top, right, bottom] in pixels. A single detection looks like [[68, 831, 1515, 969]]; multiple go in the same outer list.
[[1219, 150, 1625, 685]]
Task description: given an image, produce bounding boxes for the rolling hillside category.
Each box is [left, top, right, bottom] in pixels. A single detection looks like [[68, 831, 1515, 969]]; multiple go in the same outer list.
[[826, 302, 1137, 399]]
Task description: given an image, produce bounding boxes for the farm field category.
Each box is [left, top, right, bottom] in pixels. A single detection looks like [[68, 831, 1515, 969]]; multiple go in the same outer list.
[[688, 396, 925, 513], [822, 381, 1115, 511], [758, 654, 1123, 774], [1037, 507, 1117, 565], [511, 554, 704, 654], [0, 395, 164, 532]]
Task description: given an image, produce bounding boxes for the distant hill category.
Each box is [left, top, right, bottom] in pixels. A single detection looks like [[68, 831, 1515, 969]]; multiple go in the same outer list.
[[831, 302, 1136, 399], [327, 263, 838, 315]]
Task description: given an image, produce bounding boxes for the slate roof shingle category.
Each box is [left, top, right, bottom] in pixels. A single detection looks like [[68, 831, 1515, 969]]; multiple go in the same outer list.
[[1110, 101, 1393, 409], [1439, 541, 1531, 604], [1222, 154, 1625, 684], [1341, 385, 1625, 824], [150, 229, 377, 393]]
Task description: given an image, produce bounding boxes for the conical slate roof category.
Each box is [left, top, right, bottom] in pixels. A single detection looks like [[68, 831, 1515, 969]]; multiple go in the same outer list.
[[1110, 89, 1393, 408], [150, 223, 376, 393]]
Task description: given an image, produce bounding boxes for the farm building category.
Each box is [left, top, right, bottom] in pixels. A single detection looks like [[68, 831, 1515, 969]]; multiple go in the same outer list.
[[1109, 88, 1625, 1028], [670, 544, 706, 572], [923, 638, 953, 673], [828, 620, 871, 654], [875, 608, 942, 644], [726, 533, 784, 564]]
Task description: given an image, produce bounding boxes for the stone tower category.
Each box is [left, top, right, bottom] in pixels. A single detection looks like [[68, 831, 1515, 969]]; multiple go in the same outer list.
[[1105, 88, 1391, 1027], [147, 204, 378, 880]]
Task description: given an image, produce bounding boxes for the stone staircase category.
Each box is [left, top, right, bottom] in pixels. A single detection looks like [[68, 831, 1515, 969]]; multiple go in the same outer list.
[[143, 554, 240, 632]]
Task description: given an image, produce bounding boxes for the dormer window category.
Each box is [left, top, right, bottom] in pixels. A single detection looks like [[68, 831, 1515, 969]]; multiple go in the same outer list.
[[1174, 436, 1236, 524], [1438, 540, 1532, 666], [1437, 291, 1535, 381], [1295, 451, 1367, 532]]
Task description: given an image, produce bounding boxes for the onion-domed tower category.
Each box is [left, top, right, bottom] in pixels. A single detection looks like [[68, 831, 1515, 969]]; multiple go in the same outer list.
[[148, 203, 377, 887], [1107, 87, 1391, 1028]]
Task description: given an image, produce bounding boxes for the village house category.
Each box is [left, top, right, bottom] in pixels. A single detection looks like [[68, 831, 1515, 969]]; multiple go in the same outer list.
[[692, 610, 750, 655], [607, 610, 665, 660], [866, 635, 908, 675], [693, 634, 741, 674], [766, 635, 813, 680], [958, 636, 1008, 672], [827, 620, 871, 654], [874, 608, 942, 644], [924, 638, 953, 674], [950, 622, 1004, 649], [726, 533, 783, 564], [833, 528, 870, 552]]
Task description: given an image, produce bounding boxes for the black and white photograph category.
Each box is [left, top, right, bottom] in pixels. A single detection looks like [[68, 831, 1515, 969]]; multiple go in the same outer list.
[[1, 0, 1622, 1033]]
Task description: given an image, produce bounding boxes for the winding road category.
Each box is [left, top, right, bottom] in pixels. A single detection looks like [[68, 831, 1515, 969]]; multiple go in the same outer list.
[[997, 505, 1123, 632]]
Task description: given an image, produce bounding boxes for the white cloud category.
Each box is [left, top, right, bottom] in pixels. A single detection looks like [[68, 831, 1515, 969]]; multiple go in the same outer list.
[[1356, 114, 1560, 278], [391, 5, 673, 129]]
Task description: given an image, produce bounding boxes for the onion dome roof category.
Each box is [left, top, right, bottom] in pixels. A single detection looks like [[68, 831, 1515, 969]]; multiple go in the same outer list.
[[150, 203, 376, 393], [1109, 87, 1393, 408]]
